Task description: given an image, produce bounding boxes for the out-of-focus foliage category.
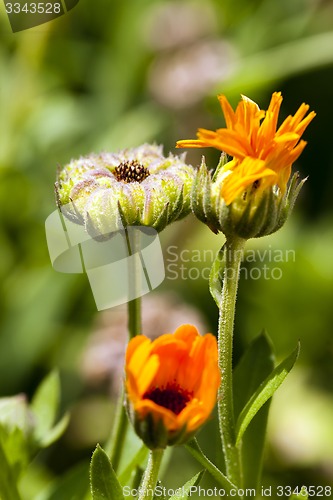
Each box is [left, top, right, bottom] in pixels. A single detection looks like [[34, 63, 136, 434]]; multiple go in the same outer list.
[[0, 0, 333, 497], [0, 372, 68, 499]]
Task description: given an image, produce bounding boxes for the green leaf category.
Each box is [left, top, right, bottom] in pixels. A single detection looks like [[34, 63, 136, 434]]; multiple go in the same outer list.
[[0, 439, 21, 500], [233, 332, 275, 490], [131, 467, 144, 491], [168, 470, 204, 500], [31, 371, 60, 442], [185, 439, 237, 494], [209, 244, 226, 306], [235, 342, 300, 446], [118, 444, 148, 486], [90, 444, 124, 500], [233, 332, 275, 419], [39, 412, 70, 448]]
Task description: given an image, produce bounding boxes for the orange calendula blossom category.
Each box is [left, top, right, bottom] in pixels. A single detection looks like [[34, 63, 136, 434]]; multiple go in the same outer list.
[[176, 92, 315, 205], [125, 324, 219, 449]]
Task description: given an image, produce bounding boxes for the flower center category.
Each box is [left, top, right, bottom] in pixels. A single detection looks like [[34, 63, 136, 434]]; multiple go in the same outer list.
[[143, 382, 193, 415], [114, 160, 150, 183]]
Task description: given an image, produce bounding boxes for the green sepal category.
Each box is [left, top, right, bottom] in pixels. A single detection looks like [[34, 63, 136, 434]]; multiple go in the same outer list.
[[273, 173, 307, 234], [249, 188, 275, 237], [258, 188, 280, 236], [235, 342, 300, 446], [152, 202, 170, 233], [167, 423, 189, 446], [212, 152, 229, 182], [134, 413, 167, 450], [129, 394, 195, 449], [168, 471, 205, 500], [233, 332, 275, 489], [234, 190, 270, 238], [209, 244, 226, 307], [191, 159, 211, 226], [202, 171, 218, 230], [90, 444, 124, 500], [169, 186, 185, 223]]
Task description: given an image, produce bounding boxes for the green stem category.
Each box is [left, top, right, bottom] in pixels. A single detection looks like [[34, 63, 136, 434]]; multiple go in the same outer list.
[[107, 390, 128, 471], [128, 296, 142, 339], [217, 236, 246, 488], [108, 228, 142, 468], [125, 228, 142, 339], [138, 449, 164, 500], [108, 294, 142, 469]]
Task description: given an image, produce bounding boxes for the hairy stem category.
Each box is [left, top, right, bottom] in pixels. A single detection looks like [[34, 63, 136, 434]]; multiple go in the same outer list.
[[217, 236, 246, 488], [138, 449, 164, 500]]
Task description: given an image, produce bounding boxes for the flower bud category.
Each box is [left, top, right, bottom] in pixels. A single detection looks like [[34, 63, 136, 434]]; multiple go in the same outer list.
[[56, 144, 195, 239]]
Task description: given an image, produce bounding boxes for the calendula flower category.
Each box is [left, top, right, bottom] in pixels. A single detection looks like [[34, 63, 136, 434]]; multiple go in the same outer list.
[[176, 93, 315, 238], [125, 324, 219, 449], [55, 144, 195, 238]]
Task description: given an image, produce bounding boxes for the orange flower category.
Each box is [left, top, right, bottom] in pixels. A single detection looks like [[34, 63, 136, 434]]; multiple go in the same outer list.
[[176, 92, 315, 205], [125, 324, 219, 449]]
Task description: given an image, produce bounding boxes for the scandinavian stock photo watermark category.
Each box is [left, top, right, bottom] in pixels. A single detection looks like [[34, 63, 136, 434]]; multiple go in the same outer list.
[[123, 484, 332, 498], [45, 203, 297, 310], [165, 245, 296, 282]]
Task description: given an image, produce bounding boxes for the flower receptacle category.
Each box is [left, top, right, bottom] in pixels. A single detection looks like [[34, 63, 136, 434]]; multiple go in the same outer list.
[[192, 158, 307, 239]]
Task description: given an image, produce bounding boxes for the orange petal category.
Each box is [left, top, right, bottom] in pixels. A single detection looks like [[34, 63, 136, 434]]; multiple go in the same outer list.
[[127, 336, 152, 379]]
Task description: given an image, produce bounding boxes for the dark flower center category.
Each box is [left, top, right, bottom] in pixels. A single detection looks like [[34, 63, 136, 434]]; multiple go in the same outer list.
[[143, 382, 193, 415], [114, 160, 150, 183]]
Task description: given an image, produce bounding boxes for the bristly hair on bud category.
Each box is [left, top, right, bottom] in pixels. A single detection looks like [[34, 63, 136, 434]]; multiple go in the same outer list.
[[191, 156, 308, 238]]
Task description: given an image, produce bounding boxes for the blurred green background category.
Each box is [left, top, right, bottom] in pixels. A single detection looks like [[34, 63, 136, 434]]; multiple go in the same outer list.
[[1, 0, 333, 497]]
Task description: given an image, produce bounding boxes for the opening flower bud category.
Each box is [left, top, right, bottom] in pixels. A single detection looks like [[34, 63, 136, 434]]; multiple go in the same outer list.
[[125, 324, 219, 449], [177, 92, 315, 238], [56, 144, 195, 238]]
